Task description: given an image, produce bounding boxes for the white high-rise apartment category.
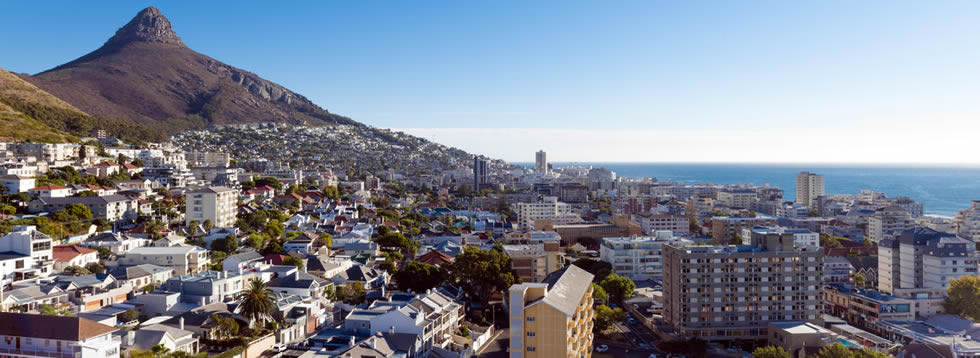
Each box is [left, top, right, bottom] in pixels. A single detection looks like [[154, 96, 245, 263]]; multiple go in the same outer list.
[[534, 150, 548, 173], [516, 196, 575, 230], [795, 171, 825, 208], [954, 200, 980, 242], [185, 186, 238, 228]]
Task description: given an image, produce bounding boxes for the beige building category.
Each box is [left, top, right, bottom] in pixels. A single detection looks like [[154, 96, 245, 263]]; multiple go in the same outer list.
[[509, 265, 594, 358], [717, 189, 757, 209], [795, 171, 824, 208], [632, 213, 689, 235], [502, 244, 564, 283], [185, 186, 237, 228], [868, 206, 912, 244], [662, 230, 823, 341]]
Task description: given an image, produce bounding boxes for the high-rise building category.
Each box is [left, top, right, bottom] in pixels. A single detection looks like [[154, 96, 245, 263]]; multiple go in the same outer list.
[[600, 235, 694, 280], [516, 197, 577, 230], [508, 265, 594, 358], [534, 150, 548, 174], [878, 227, 977, 295], [473, 156, 488, 192], [867, 206, 913, 244], [185, 186, 238, 228], [795, 171, 825, 208], [662, 229, 823, 341]]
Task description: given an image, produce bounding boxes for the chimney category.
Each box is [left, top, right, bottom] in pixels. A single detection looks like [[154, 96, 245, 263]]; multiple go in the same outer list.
[[127, 330, 136, 345], [389, 326, 395, 334], [349, 335, 355, 346], [179, 317, 184, 331]]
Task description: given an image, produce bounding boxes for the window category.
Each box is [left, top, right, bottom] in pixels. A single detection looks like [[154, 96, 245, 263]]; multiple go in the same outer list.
[[526, 332, 535, 337], [527, 347, 536, 352], [526, 316, 535, 322]]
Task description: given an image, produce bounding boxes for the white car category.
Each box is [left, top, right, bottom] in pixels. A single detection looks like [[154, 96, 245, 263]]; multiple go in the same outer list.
[[273, 344, 287, 353], [595, 344, 609, 352]]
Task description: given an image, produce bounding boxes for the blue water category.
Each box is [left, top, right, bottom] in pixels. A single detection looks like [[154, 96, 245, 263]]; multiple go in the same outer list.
[[516, 163, 980, 216]]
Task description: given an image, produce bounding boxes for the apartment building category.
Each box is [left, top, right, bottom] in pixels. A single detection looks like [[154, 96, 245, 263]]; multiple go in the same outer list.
[[185, 151, 230, 167], [502, 244, 564, 283], [534, 150, 548, 174], [0, 226, 54, 286], [824, 285, 915, 330], [710, 215, 778, 244], [878, 227, 977, 295], [184, 186, 237, 228], [795, 172, 825, 208], [29, 195, 138, 222], [632, 213, 689, 235], [516, 196, 577, 230], [114, 246, 210, 275], [600, 235, 694, 280], [662, 230, 823, 341], [954, 200, 980, 242], [0, 312, 121, 358], [164, 270, 258, 305], [80, 232, 154, 255], [868, 206, 913, 244], [741, 226, 819, 250], [508, 265, 594, 358], [717, 189, 757, 209]]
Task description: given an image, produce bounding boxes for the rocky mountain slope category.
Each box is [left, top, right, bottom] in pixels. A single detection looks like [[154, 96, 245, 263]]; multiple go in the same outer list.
[[24, 7, 357, 133]]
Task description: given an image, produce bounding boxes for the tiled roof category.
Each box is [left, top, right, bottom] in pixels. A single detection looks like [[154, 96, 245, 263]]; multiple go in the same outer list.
[[30, 184, 70, 191], [52, 244, 97, 262]]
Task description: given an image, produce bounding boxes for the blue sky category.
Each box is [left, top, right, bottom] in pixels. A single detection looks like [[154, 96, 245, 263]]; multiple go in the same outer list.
[[3, 2, 980, 162]]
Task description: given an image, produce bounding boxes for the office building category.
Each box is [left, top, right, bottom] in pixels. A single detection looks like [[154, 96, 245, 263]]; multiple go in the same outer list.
[[878, 227, 977, 295], [473, 156, 488, 192], [662, 229, 823, 341], [184, 186, 237, 228], [600, 235, 693, 280], [796, 171, 825, 208], [534, 150, 548, 174], [509, 265, 594, 358]]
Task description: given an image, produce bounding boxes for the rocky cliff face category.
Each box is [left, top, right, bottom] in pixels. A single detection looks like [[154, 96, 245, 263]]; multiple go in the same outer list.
[[104, 7, 185, 47], [24, 7, 356, 133]]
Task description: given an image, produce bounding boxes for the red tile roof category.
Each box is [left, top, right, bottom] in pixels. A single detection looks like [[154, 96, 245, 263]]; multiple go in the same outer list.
[[52, 244, 97, 262], [264, 254, 287, 265], [417, 250, 454, 266]]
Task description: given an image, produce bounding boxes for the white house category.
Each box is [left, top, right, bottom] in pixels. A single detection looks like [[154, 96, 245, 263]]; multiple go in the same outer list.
[[0, 312, 121, 358]]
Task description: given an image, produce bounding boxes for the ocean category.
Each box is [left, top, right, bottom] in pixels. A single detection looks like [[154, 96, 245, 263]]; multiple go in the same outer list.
[[516, 163, 980, 217]]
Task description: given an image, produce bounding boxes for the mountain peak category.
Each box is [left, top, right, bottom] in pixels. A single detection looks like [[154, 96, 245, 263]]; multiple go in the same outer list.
[[104, 7, 184, 48]]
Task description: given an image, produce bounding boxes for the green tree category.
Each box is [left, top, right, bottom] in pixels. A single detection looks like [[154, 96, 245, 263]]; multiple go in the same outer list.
[[238, 278, 276, 328], [246, 233, 268, 250], [593, 304, 626, 333], [448, 246, 520, 316], [944, 275, 980, 321], [853, 349, 890, 358], [120, 309, 140, 322], [573, 258, 613, 282], [813, 343, 854, 358], [855, 272, 866, 288], [63, 265, 91, 276], [752, 346, 790, 358], [40, 304, 58, 315], [591, 283, 609, 304], [95, 246, 113, 260], [211, 234, 239, 253], [337, 281, 366, 305], [203, 219, 213, 233], [283, 256, 305, 270], [820, 233, 844, 249], [188, 220, 199, 238], [393, 261, 446, 293], [85, 262, 106, 274], [317, 233, 332, 248], [266, 219, 284, 240], [150, 344, 170, 358], [600, 273, 636, 303]]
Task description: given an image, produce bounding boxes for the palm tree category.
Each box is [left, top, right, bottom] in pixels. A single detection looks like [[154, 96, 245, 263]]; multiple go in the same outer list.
[[238, 278, 275, 328]]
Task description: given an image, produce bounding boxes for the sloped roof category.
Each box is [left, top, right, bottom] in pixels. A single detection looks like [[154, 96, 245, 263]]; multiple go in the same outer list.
[[52, 244, 97, 262], [539, 264, 594, 316], [416, 250, 454, 266], [0, 312, 117, 341]]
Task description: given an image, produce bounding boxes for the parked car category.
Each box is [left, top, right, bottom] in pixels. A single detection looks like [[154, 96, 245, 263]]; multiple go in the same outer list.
[[596, 344, 609, 352], [273, 344, 287, 353]]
